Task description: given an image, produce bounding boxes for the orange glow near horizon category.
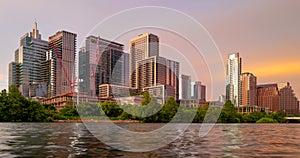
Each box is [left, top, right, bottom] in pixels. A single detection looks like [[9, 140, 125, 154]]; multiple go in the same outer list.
[[251, 61, 300, 78]]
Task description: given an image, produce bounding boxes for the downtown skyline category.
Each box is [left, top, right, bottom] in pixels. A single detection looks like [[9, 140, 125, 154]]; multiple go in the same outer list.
[[1, 0, 300, 100]]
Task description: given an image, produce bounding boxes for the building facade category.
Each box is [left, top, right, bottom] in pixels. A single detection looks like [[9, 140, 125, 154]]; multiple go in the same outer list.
[[136, 55, 179, 102], [166, 59, 180, 100], [226, 53, 242, 107], [48, 31, 77, 97], [8, 22, 48, 98], [257, 84, 280, 112], [180, 74, 191, 99], [136, 56, 167, 91], [193, 81, 206, 101], [240, 72, 257, 106], [130, 33, 159, 88], [8, 62, 21, 87], [257, 83, 299, 114], [143, 85, 175, 104], [278, 82, 299, 114], [79, 36, 129, 96], [99, 84, 136, 99]]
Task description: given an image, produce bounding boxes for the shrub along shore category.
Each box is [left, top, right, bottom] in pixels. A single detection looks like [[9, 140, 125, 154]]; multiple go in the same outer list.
[[0, 86, 299, 123]]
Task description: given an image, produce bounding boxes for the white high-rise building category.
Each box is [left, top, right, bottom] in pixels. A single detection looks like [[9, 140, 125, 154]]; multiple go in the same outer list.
[[226, 53, 242, 107]]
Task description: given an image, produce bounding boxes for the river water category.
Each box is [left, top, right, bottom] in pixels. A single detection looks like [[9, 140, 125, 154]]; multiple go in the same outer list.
[[0, 123, 299, 157]]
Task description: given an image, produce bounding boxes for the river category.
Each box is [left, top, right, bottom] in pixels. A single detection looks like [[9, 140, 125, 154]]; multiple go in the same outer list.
[[0, 123, 300, 157]]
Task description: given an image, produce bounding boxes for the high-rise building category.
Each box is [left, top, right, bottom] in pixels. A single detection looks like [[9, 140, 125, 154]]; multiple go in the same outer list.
[[48, 31, 77, 96], [136, 56, 166, 91], [240, 72, 257, 106], [79, 36, 129, 96], [180, 74, 191, 99], [166, 59, 179, 100], [278, 82, 299, 114], [8, 62, 21, 87], [136, 55, 179, 102], [226, 53, 242, 107], [8, 21, 48, 98], [130, 33, 159, 88], [257, 83, 299, 114], [129, 33, 179, 103], [257, 84, 280, 112], [193, 81, 206, 101]]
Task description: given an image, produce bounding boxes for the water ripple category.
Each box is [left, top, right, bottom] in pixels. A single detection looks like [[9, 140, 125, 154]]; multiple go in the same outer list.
[[0, 123, 300, 157]]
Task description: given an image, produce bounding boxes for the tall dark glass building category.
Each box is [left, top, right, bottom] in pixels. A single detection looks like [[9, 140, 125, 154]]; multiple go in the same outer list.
[[79, 36, 129, 96]]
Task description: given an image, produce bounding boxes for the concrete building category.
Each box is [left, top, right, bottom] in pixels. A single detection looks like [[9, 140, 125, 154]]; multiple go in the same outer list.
[[193, 81, 206, 101], [79, 36, 129, 96], [278, 82, 299, 114], [180, 99, 206, 108], [136, 56, 166, 91], [8, 62, 21, 87], [48, 31, 77, 96], [240, 72, 257, 106], [99, 84, 137, 99], [41, 92, 99, 110], [257, 84, 280, 112], [130, 33, 159, 88], [257, 83, 299, 114], [128, 33, 180, 103], [8, 21, 48, 98], [143, 85, 175, 104], [136, 55, 179, 102], [166, 59, 180, 100], [226, 53, 242, 107], [179, 74, 191, 100]]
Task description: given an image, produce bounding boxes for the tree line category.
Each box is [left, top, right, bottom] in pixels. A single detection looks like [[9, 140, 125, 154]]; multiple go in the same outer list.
[[0, 86, 79, 122], [78, 95, 291, 123], [0, 86, 298, 123]]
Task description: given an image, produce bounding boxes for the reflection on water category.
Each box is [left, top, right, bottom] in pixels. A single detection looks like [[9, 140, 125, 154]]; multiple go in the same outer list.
[[0, 123, 300, 157]]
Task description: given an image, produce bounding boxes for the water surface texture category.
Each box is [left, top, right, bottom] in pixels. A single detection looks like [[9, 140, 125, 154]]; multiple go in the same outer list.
[[0, 123, 300, 157]]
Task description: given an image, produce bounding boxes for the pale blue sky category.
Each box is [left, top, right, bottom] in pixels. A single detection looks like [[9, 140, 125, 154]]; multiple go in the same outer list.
[[0, 0, 299, 99]]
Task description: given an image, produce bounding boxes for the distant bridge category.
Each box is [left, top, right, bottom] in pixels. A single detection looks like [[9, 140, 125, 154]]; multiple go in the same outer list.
[[285, 117, 300, 123]]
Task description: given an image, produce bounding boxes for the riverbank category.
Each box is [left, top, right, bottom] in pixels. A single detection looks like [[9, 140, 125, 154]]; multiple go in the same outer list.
[[53, 119, 140, 123]]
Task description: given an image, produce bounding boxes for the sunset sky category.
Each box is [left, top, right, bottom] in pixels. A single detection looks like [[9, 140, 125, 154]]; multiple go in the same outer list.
[[0, 0, 299, 100]]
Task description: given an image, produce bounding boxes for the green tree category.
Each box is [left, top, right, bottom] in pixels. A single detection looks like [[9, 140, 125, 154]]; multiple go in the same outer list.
[[59, 106, 79, 119], [66, 98, 75, 107], [77, 103, 101, 117], [267, 111, 286, 123], [193, 106, 207, 123], [242, 111, 266, 123], [156, 97, 179, 123], [0, 89, 8, 121], [218, 100, 241, 123], [100, 101, 123, 118], [0, 86, 49, 122], [141, 92, 151, 105], [256, 117, 278, 123]]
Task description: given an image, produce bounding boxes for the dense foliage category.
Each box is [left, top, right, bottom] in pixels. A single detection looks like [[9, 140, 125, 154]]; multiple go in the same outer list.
[[256, 117, 278, 123], [94, 99, 289, 123], [0, 86, 80, 122], [0, 86, 294, 123]]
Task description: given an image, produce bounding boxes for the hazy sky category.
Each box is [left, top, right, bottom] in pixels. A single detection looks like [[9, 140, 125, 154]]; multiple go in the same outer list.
[[0, 0, 299, 100]]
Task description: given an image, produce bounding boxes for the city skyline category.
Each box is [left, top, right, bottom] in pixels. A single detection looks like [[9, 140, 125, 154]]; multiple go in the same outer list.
[[1, 0, 300, 100]]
